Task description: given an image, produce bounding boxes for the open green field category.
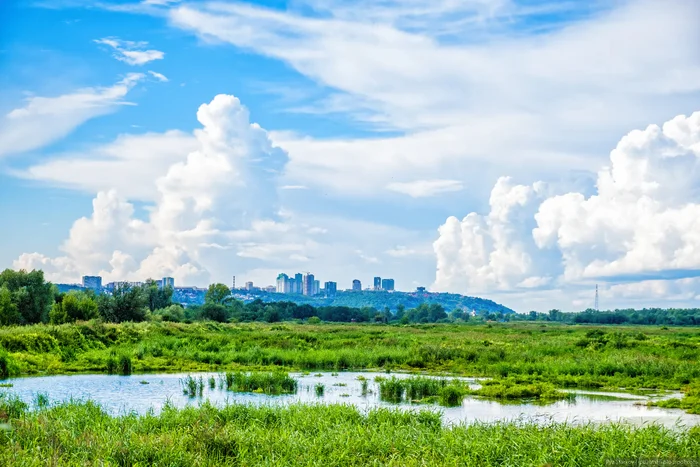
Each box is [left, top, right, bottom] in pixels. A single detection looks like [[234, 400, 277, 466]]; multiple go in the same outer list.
[[2, 321, 700, 464]]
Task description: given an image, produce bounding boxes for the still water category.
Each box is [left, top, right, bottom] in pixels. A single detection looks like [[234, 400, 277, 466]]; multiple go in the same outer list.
[[2, 371, 698, 428]]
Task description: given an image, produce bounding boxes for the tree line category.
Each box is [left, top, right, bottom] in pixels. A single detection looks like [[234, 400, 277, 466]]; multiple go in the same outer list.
[[4, 269, 700, 327], [0, 271, 455, 325], [510, 308, 700, 326]]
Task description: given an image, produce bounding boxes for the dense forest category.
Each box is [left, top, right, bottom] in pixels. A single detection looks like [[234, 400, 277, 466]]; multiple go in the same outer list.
[[4, 269, 700, 326]]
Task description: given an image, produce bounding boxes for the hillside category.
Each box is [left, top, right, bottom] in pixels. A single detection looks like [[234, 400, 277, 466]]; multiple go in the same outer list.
[[176, 289, 515, 314]]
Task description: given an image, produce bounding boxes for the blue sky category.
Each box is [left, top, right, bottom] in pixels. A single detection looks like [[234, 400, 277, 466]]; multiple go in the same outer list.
[[1, 0, 700, 312]]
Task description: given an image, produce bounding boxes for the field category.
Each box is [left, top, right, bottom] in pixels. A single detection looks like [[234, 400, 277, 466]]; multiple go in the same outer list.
[[1, 321, 700, 391], [2, 321, 700, 464], [1, 398, 699, 466]]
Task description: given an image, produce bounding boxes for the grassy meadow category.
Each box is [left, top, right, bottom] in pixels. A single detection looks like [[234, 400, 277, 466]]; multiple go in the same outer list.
[[2, 321, 700, 464], [1, 397, 699, 466]]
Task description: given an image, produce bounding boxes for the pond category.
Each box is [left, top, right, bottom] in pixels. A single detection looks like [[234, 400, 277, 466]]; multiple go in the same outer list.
[[2, 371, 698, 428]]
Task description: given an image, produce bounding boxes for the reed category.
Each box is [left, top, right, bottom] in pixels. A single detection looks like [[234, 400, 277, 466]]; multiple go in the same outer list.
[[1, 398, 698, 466], [222, 371, 297, 395]]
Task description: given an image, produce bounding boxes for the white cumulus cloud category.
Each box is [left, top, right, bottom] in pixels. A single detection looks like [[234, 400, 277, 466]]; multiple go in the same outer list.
[[14, 94, 288, 285], [434, 110, 700, 298]]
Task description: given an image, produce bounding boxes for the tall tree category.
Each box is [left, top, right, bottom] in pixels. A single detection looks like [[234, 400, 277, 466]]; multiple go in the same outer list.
[[0, 269, 54, 324], [205, 283, 232, 305], [0, 286, 20, 326]]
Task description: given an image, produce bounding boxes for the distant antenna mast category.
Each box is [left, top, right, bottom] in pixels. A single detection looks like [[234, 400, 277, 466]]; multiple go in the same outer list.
[[595, 284, 599, 312], [232, 276, 236, 290]]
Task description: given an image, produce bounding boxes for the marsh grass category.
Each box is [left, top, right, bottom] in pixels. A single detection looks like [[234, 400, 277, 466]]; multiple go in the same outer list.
[[315, 384, 324, 396], [2, 398, 697, 466], [181, 375, 204, 397], [3, 321, 700, 407], [378, 377, 469, 406], [649, 384, 700, 414], [473, 378, 571, 401], [223, 371, 297, 395]]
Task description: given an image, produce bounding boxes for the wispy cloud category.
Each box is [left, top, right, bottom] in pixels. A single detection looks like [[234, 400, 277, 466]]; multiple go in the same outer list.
[[0, 74, 144, 158], [148, 70, 169, 82], [387, 179, 464, 197], [95, 37, 164, 65]]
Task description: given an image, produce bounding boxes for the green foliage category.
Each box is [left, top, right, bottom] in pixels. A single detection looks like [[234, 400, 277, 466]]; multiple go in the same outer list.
[[0, 269, 54, 324], [205, 284, 232, 305], [98, 284, 147, 323], [0, 347, 19, 379], [0, 400, 698, 466], [378, 377, 469, 406], [181, 375, 204, 397], [50, 291, 99, 324], [118, 354, 133, 376], [143, 280, 174, 311], [223, 371, 297, 395], [314, 383, 325, 396], [2, 321, 700, 402], [473, 379, 570, 401], [152, 304, 186, 322], [0, 286, 20, 326]]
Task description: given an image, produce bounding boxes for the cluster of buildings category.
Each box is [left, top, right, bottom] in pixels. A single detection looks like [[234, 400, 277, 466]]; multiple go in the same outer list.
[[81, 276, 175, 292], [242, 273, 395, 297], [271, 273, 336, 297], [81, 272, 404, 298]]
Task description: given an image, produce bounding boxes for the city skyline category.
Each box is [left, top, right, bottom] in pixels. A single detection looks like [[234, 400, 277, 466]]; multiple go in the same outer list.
[[76, 272, 400, 295]]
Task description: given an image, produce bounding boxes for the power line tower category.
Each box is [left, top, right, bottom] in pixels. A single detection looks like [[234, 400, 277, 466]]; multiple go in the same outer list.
[[594, 284, 599, 312]]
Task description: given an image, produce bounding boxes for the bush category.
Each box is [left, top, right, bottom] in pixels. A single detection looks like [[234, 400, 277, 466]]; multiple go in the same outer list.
[[0, 348, 18, 379], [307, 317, 321, 325], [119, 355, 133, 376]]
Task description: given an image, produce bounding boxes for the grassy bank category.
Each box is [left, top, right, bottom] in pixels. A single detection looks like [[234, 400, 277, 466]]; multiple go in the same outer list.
[[0, 397, 699, 466], [1, 321, 699, 393]]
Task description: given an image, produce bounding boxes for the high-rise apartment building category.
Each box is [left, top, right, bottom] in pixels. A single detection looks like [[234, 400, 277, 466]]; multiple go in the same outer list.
[[276, 273, 290, 293], [294, 273, 303, 294], [373, 276, 381, 291], [381, 278, 394, 291], [352, 279, 361, 291], [162, 277, 175, 289], [245, 281, 254, 291], [303, 273, 315, 296], [82, 276, 102, 291], [313, 280, 320, 296], [324, 281, 337, 296]]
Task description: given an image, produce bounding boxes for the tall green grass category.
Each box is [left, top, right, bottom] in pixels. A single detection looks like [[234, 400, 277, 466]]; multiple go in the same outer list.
[[2, 321, 700, 396], [378, 377, 469, 406], [222, 371, 297, 395], [0, 398, 698, 466]]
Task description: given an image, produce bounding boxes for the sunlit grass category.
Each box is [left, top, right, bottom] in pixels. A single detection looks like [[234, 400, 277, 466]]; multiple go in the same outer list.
[[0, 398, 698, 466]]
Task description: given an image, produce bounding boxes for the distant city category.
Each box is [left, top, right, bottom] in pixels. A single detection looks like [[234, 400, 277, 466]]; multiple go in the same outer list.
[[79, 273, 417, 297]]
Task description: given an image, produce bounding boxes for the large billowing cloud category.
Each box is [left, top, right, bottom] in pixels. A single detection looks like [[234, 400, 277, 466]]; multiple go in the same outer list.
[[434, 110, 700, 297], [14, 95, 290, 285]]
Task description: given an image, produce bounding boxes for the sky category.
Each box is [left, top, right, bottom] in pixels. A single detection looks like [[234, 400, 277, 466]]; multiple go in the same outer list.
[[1, 0, 699, 312]]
